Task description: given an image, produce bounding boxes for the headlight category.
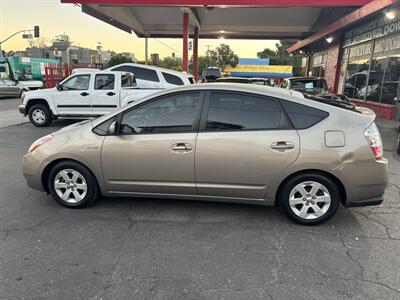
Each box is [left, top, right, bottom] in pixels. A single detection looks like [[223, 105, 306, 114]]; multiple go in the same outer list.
[[28, 135, 53, 154]]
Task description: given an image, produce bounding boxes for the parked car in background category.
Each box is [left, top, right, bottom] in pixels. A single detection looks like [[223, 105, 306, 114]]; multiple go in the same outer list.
[[216, 77, 272, 86], [357, 81, 400, 105], [0, 78, 28, 98], [280, 77, 349, 102], [202, 67, 221, 82], [19, 64, 194, 127], [22, 83, 388, 225]]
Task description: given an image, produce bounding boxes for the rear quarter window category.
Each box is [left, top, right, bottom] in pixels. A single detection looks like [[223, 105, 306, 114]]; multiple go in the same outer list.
[[112, 66, 159, 82], [281, 100, 328, 129], [162, 72, 184, 85]]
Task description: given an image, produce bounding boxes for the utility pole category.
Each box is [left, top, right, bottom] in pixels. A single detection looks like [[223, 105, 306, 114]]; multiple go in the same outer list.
[[97, 41, 103, 64], [205, 44, 213, 68]]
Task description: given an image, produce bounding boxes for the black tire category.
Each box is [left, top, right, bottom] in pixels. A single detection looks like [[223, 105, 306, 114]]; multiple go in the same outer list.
[[28, 103, 52, 127], [279, 173, 340, 225], [397, 136, 400, 154], [48, 161, 99, 208]]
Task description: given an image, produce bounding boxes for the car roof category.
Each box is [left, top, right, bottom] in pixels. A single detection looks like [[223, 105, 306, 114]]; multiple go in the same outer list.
[[106, 63, 193, 78], [91, 82, 372, 128]]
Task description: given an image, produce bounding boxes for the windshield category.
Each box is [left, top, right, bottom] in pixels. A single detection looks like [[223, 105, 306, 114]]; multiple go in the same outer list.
[[291, 79, 328, 91]]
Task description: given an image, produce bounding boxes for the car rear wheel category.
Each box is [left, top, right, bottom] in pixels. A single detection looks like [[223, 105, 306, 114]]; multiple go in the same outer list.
[[28, 104, 52, 127], [48, 161, 99, 208], [279, 173, 340, 225]]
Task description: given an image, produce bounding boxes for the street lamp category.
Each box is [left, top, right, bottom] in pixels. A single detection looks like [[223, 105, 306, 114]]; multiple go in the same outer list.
[[0, 26, 40, 57]]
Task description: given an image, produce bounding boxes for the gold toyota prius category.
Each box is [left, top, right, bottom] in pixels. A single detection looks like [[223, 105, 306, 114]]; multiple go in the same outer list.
[[22, 84, 389, 225]]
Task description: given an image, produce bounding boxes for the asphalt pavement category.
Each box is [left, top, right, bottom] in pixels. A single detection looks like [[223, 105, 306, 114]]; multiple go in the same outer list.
[[0, 98, 400, 300]]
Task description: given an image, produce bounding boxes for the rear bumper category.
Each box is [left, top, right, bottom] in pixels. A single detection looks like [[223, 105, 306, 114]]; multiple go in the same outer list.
[[19, 104, 26, 115], [345, 195, 384, 207]]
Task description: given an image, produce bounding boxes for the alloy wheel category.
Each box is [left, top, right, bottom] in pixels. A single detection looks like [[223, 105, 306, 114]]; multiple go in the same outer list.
[[54, 169, 88, 203], [288, 181, 331, 220]]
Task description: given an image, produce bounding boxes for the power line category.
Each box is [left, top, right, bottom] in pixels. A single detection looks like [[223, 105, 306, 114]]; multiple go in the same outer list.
[[154, 38, 182, 55]]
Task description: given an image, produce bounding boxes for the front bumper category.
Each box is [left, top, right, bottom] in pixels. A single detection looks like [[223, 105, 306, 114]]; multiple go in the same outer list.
[[22, 153, 46, 192], [19, 104, 26, 116]]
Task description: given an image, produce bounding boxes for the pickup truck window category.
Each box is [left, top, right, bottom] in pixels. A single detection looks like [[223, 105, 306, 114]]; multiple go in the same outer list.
[[95, 74, 115, 90], [162, 72, 184, 85], [112, 66, 159, 82], [121, 74, 136, 88], [62, 75, 90, 91]]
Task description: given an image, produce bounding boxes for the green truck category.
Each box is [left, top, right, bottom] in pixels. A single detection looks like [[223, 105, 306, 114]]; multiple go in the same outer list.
[[0, 56, 60, 89]]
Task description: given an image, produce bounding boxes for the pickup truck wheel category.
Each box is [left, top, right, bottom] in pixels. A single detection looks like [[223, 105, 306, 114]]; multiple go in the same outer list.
[[28, 104, 52, 127]]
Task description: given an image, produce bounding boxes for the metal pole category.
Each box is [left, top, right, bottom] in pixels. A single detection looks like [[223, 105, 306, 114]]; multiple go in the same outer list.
[[182, 12, 189, 72], [193, 27, 199, 81], [145, 37, 148, 65]]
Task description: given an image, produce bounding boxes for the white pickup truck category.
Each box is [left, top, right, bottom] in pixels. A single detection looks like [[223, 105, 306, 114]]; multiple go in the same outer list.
[[19, 64, 194, 126]]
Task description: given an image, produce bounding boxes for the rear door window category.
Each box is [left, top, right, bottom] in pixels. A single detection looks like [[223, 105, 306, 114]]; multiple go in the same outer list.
[[94, 74, 115, 90], [205, 91, 290, 131], [280, 100, 328, 129]]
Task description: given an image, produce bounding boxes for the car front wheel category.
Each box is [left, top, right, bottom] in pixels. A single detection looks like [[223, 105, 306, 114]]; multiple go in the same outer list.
[[48, 161, 99, 208], [28, 104, 52, 127], [279, 173, 340, 225]]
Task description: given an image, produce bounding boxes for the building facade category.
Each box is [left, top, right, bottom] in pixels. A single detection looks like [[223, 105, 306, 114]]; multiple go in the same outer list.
[[290, 1, 400, 120]]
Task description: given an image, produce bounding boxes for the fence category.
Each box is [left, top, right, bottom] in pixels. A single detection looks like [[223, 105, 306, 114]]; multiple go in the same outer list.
[[44, 63, 102, 88]]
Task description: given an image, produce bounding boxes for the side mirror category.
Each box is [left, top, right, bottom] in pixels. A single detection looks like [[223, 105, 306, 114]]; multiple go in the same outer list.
[[108, 121, 118, 135], [56, 83, 62, 91]]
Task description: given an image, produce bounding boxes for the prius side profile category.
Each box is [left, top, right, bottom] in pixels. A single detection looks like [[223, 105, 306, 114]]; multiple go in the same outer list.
[[22, 84, 389, 225]]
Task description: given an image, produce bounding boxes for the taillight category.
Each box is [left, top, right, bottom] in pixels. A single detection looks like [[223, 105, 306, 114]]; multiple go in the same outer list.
[[364, 122, 383, 161]]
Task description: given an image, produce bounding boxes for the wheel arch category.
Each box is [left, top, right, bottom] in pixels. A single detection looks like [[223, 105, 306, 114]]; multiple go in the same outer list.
[[26, 98, 53, 115], [41, 158, 101, 193], [274, 169, 347, 206]]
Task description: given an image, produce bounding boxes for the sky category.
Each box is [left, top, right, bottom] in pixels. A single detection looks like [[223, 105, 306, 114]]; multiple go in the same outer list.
[[0, 0, 278, 60]]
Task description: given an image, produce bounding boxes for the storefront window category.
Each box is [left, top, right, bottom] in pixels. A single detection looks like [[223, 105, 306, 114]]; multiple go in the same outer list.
[[311, 51, 327, 78], [343, 41, 372, 99], [362, 34, 400, 104], [341, 34, 400, 104]]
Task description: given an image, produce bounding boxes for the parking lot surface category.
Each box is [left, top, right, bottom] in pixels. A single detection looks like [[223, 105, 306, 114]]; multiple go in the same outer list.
[[0, 98, 400, 300]]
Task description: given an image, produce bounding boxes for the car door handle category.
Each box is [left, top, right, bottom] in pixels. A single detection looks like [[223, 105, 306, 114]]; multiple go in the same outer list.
[[271, 141, 295, 150], [107, 92, 116, 96], [172, 143, 193, 152], [80, 92, 89, 96]]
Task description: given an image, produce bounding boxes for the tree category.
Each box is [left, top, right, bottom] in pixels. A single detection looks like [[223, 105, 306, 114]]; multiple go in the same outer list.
[[52, 33, 73, 48], [257, 40, 304, 76], [213, 44, 239, 71], [28, 37, 49, 48], [108, 54, 133, 67], [159, 57, 182, 71]]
